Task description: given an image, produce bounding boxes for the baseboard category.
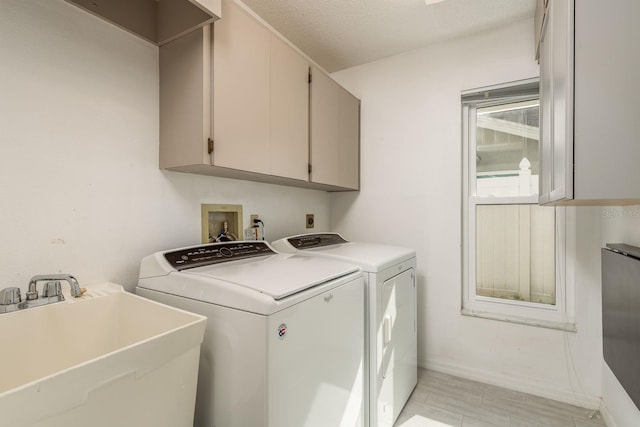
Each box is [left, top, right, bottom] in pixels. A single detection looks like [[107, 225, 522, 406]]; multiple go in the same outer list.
[[599, 400, 617, 427], [421, 357, 601, 410]]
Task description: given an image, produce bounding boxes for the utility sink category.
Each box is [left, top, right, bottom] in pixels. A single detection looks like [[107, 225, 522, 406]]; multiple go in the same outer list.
[[0, 283, 206, 427]]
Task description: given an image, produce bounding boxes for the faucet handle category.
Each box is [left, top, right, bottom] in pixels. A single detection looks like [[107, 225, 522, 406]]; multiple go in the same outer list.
[[42, 281, 62, 298], [0, 287, 22, 305]]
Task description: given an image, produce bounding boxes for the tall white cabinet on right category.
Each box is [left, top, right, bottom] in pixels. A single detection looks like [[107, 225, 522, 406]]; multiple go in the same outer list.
[[538, 0, 640, 205]]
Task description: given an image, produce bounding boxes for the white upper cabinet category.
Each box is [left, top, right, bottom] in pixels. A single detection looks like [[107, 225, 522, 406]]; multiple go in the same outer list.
[[338, 88, 361, 190], [269, 36, 310, 182], [159, 25, 212, 170], [310, 68, 341, 187], [538, 0, 640, 205], [538, 0, 573, 204], [159, 0, 359, 191], [212, 0, 271, 175], [310, 66, 360, 190]]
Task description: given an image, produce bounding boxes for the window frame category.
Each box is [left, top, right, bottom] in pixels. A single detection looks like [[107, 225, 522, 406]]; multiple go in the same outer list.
[[461, 78, 576, 331]]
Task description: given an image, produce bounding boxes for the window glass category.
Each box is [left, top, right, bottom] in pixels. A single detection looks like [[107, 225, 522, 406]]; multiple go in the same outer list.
[[476, 204, 556, 305], [476, 100, 540, 197], [472, 100, 555, 306]]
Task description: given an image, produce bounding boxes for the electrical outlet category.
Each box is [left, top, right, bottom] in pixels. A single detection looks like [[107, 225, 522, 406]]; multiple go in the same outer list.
[[306, 214, 315, 229], [250, 214, 259, 224]]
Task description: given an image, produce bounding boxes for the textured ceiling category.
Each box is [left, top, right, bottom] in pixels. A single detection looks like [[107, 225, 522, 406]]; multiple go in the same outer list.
[[239, 0, 536, 72]]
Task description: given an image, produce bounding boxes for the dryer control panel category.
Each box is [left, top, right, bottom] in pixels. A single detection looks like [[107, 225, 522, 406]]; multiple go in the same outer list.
[[287, 233, 348, 249], [164, 242, 276, 270]]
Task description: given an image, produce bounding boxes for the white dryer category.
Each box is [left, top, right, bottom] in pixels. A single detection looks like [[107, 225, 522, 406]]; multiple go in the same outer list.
[[137, 241, 365, 427], [271, 233, 417, 427]]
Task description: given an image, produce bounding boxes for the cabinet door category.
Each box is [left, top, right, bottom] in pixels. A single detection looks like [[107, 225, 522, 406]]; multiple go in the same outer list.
[[339, 88, 360, 190], [534, 0, 546, 60], [539, 0, 573, 204], [270, 36, 309, 181], [573, 1, 640, 201], [310, 67, 341, 187], [538, 16, 553, 204], [213, 0, 270, 174], [160, 26, 211, 169], [549, 0, 573, 201]]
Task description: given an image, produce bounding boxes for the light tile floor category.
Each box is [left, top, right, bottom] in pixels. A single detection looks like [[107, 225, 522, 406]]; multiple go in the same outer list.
[[394, 369, 606, 427]]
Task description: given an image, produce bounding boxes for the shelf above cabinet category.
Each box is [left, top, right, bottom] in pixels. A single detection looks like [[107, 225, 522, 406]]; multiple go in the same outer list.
[[65, 0, 220, 46]]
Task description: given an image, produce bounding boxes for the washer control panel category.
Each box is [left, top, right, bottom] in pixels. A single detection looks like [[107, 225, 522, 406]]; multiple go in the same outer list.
[[287, 233, 348, 249], [164, 242, 275, 270]]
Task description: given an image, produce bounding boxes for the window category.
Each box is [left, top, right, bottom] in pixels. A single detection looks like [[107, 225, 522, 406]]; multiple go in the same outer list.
[[462, 79, 574, 330]]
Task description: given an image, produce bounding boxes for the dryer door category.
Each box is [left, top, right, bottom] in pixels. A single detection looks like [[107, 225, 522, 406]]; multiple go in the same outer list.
[[379, 268, 417, 425]]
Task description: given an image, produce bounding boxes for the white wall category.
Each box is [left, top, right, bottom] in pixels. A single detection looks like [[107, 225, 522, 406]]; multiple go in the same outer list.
[[0, 0, 329, 293], [5, 0, 627, 419], [330, 19, 603, 408], [599, 206, 640, 426]]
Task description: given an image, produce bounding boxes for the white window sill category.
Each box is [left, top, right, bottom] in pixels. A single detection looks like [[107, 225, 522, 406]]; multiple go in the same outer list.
[[461, 307, 577, 333]]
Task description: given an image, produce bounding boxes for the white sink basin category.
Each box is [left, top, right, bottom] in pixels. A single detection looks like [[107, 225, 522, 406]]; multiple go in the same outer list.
[[0, 283, 206, 427]]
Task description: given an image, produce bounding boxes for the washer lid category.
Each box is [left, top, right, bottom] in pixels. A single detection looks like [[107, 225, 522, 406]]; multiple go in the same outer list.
[[274, 233, 415, 272], [185, 253, 359, 300], [303, 243, 414, 272]]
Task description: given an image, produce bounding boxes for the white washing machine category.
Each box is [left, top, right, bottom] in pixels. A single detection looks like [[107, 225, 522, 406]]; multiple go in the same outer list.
[[271, 233, 417, 427], [136, 241, 365, 427]]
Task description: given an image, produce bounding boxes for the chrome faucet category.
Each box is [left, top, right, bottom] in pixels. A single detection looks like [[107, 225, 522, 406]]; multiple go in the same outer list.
[[28, 274, 82, 298], [0, 274, 83, 314]]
